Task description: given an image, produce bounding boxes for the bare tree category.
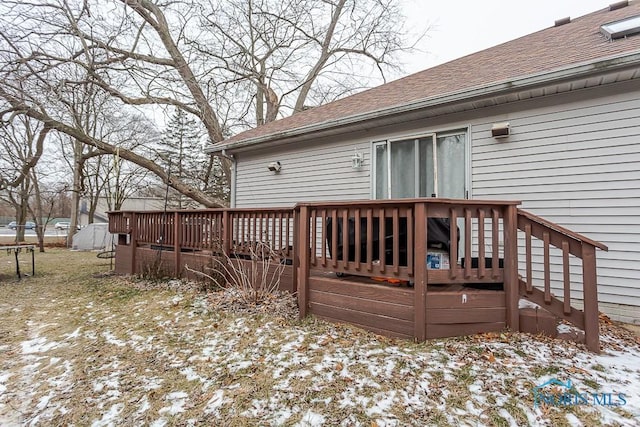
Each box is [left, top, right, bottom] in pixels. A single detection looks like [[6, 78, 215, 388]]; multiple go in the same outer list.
[[57, 90, 160, 227], [0, 0, 418, 207], [0, 0, 227, 207], [0, 115, 49, 244], [90, 114, 159, 214], [194, 0, 411, 125], [105, 155, 153, 212], [26, 168, 61, 252]]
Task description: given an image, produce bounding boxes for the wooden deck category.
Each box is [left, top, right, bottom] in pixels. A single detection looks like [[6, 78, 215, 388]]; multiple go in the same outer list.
[[308, 274, 505, 340], [108, 198, 607, 351]]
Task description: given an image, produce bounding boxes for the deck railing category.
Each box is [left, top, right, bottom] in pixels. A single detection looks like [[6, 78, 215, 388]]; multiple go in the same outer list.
[[108, 208, 295, 270], [297, 199, 519, 281], [295, 199, 521, 341], [228, 208, 295, 259], [108, 198, 606, 351], [305, 202, 414, 279], [108, 211, 129, 234]]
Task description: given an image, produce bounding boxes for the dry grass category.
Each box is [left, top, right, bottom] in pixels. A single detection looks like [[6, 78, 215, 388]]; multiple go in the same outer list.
[[1, 249, 639, 426], [0, 236, 67, 246]]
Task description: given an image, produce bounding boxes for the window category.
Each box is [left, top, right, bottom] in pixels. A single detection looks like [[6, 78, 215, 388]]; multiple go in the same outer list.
[[373, 130, 467, 199], [601, 15, 640, 40]]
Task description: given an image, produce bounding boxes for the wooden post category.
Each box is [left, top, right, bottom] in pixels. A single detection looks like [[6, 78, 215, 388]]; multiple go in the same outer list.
[[174, 212, 181, 277], [582, 244, 600, 353], [292, 210, 298, 296], [464, 208, 472, 279], [503, 205, 519, 331], [222, 210, 231, 256], [414, 202, 428, 341], [297, 206, 310, 319], [114, 232, 126, 275], [31, 246, 35, 276], [130, 212, 137, 275], [449, 208, 458, 280], [14, 249, 20, 280]]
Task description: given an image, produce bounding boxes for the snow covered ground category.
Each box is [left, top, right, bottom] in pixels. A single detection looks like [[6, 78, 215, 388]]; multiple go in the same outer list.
[[0, 251, 639, 426]]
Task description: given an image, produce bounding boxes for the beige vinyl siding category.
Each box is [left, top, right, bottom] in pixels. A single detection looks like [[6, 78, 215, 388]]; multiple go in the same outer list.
[[234, 138, 372, 207], [472, 84, 640, 318]]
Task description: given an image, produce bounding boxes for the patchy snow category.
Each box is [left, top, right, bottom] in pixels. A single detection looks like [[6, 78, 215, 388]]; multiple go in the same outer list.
[[557, 322, 584, 335], [558, 323, 575, 334], [21, 336, 60, 354], [169, 295, 184, 305], [91, 403, 124, 427], [3, 267, 639, 427], [229, 360, 253, 372], [159, 391, 189, 415], [365, 391, 396, 417], [297, 410, 325, 426], [180, 367, 204, 382], [101, 331, 126, 347], [204, 390, 225, 415], [35, 390, 55, 411], [136, 395, 150, 415], [0, 372, 12, 395], [64, 327, 82, 340], [566, 413, 583, 426], [270, 408, 294, 425], [519, 298, 541, 309]]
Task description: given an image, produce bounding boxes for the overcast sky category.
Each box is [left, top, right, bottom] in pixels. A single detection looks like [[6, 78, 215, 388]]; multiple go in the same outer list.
[[400, 0, 612, 74]]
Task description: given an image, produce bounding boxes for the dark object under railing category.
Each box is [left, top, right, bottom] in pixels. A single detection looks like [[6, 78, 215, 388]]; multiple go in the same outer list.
[[325, 217, 456, 266]]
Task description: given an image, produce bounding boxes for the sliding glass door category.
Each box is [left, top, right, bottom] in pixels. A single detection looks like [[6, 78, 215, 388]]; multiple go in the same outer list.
[[373, 131, 467, 200], [436, 133, 466, 199]]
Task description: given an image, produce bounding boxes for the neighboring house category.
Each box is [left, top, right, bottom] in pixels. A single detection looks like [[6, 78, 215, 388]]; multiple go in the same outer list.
[[208, 2, 640, 324], [79, 197, 167, 226]]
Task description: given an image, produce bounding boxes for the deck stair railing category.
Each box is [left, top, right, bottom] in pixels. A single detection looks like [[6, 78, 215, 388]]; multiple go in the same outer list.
[[517, 209, 608, 352]]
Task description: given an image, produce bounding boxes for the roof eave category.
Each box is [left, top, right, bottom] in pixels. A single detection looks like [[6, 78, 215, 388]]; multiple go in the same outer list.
[[206, 51, 640, 154]]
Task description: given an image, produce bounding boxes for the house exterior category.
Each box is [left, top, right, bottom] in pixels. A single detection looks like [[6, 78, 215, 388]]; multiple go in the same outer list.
[[208, 2, 640, 324]]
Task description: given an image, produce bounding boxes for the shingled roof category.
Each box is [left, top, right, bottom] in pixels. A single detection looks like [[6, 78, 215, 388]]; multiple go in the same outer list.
[[213, 1, 640, 151]]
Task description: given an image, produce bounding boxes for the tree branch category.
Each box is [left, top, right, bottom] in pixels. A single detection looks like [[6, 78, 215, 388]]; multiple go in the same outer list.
[[120, 0, 225, 143], [0, 86, 227, 208]]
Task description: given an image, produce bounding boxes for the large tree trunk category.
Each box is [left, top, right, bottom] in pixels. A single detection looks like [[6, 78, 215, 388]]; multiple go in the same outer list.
[[264, 87, 280, 123], [68, 138, 84, 246], [88, 203, 96, 224], [15, 193, 28, 243], [30, 172, 46, 252], [122, 0, 225, 145]]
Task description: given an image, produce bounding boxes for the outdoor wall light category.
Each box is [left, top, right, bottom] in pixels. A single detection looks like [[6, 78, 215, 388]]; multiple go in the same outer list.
[[267, 161, 281, 173], [351, 150, 363, 169], [491, 122, 510, 139]]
